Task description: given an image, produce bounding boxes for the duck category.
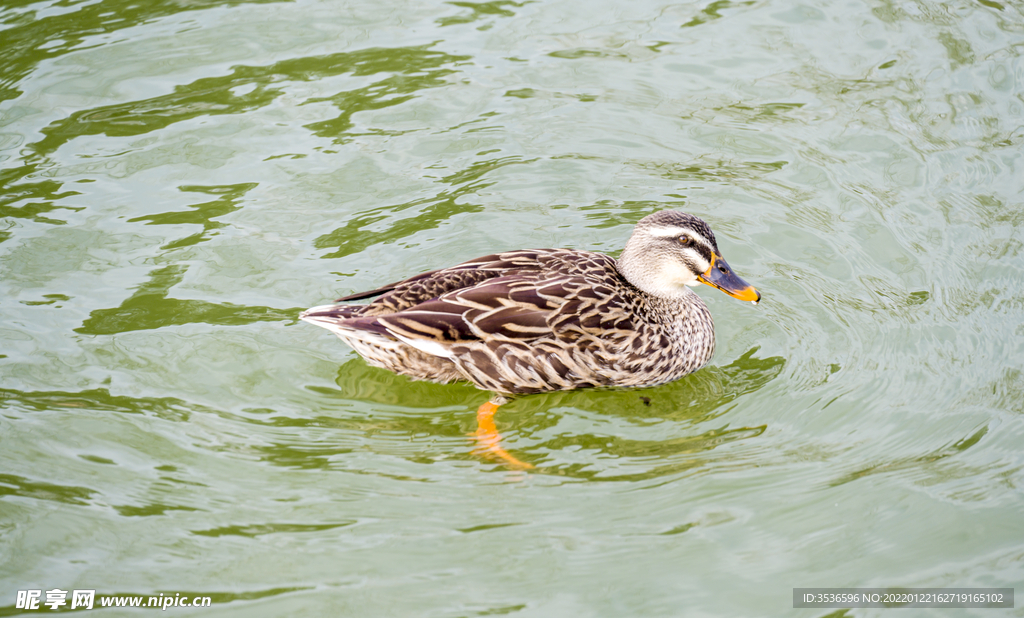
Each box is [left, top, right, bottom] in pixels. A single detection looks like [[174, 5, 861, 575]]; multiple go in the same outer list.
[[300, 210, 761, 468]]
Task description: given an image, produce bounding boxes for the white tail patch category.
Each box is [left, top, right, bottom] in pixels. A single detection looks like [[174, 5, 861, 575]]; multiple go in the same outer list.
[[300, 303, 345, 318], [387, 330, 455, 359], [301, 314, 402, 352], [300, 307, 454, 359]]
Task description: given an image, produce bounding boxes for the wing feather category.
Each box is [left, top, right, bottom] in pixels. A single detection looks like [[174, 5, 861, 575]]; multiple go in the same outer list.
[[317, 249, 631, 365], [342, 249, 564, 314]]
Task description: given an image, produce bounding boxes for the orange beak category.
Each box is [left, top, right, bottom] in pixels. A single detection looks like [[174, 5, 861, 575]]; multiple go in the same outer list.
[[697, 254, 761, 303]]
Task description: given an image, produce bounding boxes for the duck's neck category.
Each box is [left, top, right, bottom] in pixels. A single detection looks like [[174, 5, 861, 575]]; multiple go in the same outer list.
[[616, 245, 694, 301]]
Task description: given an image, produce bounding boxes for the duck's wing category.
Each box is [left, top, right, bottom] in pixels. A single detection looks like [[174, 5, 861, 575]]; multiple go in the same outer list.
[[370, 251, 626, 349], [345, 249, 565, 315]]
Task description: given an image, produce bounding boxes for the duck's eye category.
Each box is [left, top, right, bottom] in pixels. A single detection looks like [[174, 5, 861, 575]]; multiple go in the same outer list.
[[677, 236, 693, 246]]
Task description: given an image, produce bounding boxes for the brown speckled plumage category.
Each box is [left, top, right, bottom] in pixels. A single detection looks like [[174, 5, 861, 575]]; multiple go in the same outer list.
[[301, 211, 759, 396]]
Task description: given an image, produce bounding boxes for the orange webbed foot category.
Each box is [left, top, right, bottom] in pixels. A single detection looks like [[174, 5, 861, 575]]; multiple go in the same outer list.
[[469, 397, 534, 470]]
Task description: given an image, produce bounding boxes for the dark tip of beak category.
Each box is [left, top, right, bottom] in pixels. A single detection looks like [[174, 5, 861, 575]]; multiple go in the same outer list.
[[698, 255, 760, 303]]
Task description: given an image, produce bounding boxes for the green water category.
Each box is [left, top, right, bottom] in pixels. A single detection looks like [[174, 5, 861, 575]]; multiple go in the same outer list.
[[2, 0, 1023, 615]]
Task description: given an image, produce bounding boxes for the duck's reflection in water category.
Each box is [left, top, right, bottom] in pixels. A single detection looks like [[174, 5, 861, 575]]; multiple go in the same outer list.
[[319, 346, 784, 473]]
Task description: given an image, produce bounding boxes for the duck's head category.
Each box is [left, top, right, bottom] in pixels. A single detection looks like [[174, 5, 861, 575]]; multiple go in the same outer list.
[[617, 210, 761, 303]]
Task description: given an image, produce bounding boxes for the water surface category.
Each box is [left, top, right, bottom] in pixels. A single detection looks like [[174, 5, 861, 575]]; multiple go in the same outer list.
[[2, 0, 1023, 615]]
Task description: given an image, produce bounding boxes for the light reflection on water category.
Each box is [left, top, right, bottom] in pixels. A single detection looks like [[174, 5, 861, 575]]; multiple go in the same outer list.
[[2, 0, 1024, 614]]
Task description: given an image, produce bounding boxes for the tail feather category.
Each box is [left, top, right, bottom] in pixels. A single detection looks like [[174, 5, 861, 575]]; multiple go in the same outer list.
[[300, 303, 364, 321]]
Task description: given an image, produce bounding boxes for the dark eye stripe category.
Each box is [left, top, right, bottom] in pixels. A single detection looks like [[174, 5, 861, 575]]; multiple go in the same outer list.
[[695, 243, 713, 264], [663, 226, 715, 264]]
